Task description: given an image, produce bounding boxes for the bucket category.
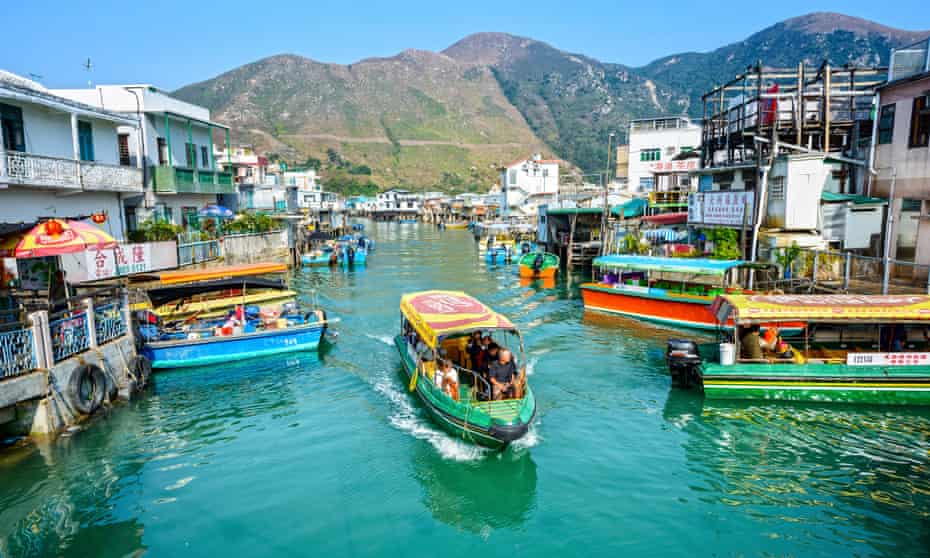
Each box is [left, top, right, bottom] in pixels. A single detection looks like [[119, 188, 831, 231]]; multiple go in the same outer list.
[[719, 343, 736, 366]]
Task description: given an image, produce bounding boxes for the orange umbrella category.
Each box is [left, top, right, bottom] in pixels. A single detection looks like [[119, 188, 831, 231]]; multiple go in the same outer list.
[[3, 219, 117, 259]]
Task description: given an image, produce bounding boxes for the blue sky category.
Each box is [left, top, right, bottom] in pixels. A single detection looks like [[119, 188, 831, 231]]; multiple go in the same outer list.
[[3, 0, 929, 91]]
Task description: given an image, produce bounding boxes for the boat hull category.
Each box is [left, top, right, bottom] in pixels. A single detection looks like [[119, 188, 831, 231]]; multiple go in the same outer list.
[[699, 362, 930, 405], [145, 323, 324, 369], [519, 265, 557, 279], [581, 283, 721, 330], [393, 335, 535, 448]]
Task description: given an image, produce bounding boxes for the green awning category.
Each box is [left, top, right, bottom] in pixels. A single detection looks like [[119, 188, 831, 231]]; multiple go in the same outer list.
[[821, 191, 887, 205], [611, 198, 647, 218]]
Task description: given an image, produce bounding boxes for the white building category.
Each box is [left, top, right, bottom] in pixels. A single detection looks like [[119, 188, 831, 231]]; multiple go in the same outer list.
[[53, 84, 232, 230], [375, 188, 421, 214], [0, 71, 143, 239], [627, 117, 701, 193], [283, 168, 322, 212], [499, 153, 560, 216]]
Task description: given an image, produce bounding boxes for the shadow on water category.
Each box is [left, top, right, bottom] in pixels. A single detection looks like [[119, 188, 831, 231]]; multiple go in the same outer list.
[[412, 442, 538, 535], [661, 389, 930, 557]]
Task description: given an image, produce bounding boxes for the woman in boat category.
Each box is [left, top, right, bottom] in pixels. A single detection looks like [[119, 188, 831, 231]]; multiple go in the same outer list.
[[434, 359, 460, 402]]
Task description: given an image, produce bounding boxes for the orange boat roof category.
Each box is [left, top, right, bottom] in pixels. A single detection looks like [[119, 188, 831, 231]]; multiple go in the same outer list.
[[154, 262, 288, 285]]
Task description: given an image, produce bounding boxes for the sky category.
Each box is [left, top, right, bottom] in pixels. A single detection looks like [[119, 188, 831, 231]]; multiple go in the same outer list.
[[3, 0, 930, 91]]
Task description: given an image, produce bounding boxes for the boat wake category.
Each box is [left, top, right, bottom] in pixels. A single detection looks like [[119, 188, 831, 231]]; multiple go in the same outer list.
[[373, 377, 487, 462], [365, 333, 395, 346], [511, 423, 542, 450]]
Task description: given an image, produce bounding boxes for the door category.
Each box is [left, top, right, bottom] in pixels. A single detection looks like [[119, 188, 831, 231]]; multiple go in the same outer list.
[[118, 133, 131, 166], [77, 121, 94, 161]]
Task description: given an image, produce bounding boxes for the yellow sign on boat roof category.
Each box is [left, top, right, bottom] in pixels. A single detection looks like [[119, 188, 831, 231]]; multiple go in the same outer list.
[[715, 294, 930, 324], [400, 290, 516, 347]]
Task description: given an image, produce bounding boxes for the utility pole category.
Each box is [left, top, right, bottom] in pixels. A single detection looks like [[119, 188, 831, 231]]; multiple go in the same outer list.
[[601, 132, 615, 255], [881, 168, 897, 295]]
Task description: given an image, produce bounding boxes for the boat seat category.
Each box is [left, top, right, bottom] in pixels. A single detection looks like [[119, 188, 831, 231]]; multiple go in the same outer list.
[[470, 399, 522, 422]]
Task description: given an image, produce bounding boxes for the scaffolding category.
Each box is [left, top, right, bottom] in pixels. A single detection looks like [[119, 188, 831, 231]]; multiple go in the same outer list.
[[701, 62, 887, 170]]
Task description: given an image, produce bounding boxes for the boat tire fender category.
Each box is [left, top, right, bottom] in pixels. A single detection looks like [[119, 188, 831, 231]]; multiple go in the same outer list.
[[130, 354, 153, 389], [67, 364, 107, 415]]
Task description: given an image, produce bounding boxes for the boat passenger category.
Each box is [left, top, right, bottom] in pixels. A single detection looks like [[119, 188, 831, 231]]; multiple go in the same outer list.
[[739, 325, 763, 361], [435, 359, 460, 401], [466, 331, 483, 371], [489, 349, 518, 400]]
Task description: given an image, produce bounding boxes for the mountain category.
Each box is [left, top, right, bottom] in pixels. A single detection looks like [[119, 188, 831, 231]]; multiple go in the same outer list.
[[174, 12, 930, 189], [174, 51, 545, 191]]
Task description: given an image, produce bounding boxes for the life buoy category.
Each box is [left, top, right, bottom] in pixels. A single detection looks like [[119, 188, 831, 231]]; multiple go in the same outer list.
[[130, 354, 153, 389], [67, 364, 106, 415]]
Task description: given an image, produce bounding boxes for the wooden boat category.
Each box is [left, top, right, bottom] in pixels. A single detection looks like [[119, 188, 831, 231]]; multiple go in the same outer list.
[[444, 221, 469, 230], [140, 282, 333, 370], [146, 278, 297, 321], [580, 255, 756, 330], [142, 262, 287, 285], [666, 294, 930, 405], [395, 291, 536, 447], [518, 252, 559, 279]]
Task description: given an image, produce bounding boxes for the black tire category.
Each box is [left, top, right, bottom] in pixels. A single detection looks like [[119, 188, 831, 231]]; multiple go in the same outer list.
[[67, 364, 106, 415], [130, 355, 153, 389]]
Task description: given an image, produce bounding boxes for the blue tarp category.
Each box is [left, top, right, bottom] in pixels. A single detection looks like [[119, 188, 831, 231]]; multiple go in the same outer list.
[[592, 255, 745, 275], [611, 198, 647, 219]]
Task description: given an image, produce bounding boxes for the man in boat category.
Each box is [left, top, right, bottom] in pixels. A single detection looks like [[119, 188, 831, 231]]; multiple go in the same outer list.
[[739, 325, 763, 361], [489, 349, 518, 400]]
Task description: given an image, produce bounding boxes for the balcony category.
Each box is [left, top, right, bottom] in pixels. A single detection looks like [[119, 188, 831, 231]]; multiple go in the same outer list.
[[0, 150, 143, 193], [648, 190, 690, 208], [150, 166, 235, 195]]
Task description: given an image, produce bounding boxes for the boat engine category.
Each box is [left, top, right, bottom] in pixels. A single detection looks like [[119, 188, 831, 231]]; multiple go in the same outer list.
[[532, 253, 545, 271], [666, 339, 702, 389]]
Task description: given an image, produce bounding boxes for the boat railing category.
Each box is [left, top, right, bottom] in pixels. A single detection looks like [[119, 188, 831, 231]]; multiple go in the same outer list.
[[452, 364, 527, 403]]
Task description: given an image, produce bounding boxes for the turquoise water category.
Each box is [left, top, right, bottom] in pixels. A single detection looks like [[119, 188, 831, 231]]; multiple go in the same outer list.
[[2, 222, 929, 557]]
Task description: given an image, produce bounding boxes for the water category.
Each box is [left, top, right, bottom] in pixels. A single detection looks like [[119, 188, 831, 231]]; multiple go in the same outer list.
[[2, 222, 929, 557]]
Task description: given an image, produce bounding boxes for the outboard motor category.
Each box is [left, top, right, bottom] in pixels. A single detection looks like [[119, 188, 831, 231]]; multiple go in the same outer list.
[[532, 253, 545, 272], [521, 242, 531, 255], [666, 339, 702, 389], [347, 246, 356, 263]]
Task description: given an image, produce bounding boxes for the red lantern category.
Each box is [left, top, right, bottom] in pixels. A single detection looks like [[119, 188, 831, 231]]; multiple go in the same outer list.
[[91, 212, 107, 224], [45, 220, 64, 236]]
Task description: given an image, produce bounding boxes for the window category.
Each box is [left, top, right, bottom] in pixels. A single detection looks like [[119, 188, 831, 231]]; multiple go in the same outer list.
[[638, 177, 654, 191], [542, 169, 549, 178], [185, 142, 196, 168], [182, 206, 199, 229], [878, 104, 896, 144], [0, 103, 25, 152], [508, 169, 517, 185], [157, 138, 168, 165], [640, 148, 660, 162], [77, 121, 94, 161], [909, 95, 930, 148], [118, 134, 131, 166], [201, 146, 210, 168]]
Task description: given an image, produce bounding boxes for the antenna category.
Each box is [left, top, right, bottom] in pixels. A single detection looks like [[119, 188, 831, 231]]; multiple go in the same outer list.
[[28, 73, 43, 82], [82, 57, 93, 87]]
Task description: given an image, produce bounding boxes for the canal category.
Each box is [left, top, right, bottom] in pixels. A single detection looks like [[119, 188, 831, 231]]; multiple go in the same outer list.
[[1, 222, 929, 557]]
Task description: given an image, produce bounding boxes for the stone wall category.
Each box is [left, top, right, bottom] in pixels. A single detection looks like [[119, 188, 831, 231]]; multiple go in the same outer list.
[[221, 230, 291, 265]]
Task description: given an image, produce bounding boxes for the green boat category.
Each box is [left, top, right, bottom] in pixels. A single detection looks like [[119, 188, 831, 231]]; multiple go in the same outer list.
[[666, 294, 930, 405], [396, 290, 536, 447], [517, 252, 559, 279]]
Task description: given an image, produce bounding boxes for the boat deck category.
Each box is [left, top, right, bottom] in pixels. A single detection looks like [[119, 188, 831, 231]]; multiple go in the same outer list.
[[459, 386, 523, 421]]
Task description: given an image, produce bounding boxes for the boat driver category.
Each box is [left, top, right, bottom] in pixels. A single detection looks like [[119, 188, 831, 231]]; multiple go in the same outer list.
[[489, 349, 518, 400]]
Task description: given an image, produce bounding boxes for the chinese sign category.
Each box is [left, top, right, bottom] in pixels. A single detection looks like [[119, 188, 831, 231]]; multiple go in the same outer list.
[[847, 352, 930, 367], [688, 191, 755, 226], [86, 244, 153, 280], [648, 160, 698, 173]]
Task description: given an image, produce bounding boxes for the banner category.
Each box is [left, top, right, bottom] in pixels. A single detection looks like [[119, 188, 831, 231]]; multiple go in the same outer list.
[[86, 244, 153, 281], [689, 191, 755, 226]]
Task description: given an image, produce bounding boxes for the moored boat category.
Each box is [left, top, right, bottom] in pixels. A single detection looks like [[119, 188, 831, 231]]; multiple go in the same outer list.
[[580, 255, 758, 330], [302, 245, 338, 267], [485, 244, 514, 264], [666, 294, 930, 405], [517, 252, 559, 279], [395, 290, 536, 447], [444, 221, 469, 230]]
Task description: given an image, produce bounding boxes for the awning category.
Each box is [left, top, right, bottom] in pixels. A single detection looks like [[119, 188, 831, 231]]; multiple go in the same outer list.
[[611, 198, 647, 219], [820, 191, 887, 205], [400, 290, 515, 347], [713, 294, 930, 324], [641, 212, 688, 225], [592, 255, 744, 275]]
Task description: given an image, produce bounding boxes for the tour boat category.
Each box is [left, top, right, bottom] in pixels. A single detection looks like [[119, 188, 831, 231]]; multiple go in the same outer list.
[[517, 252, 559, 279], [580, 255, 759, 330], [395, 290, 536, 447], [666, 294, 930, 405]]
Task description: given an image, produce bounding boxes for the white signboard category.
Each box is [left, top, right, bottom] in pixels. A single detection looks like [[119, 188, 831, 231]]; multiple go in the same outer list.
[[86, 244, 153, 281], [689, 191, 755, 226], [847, 352, 930, 366]]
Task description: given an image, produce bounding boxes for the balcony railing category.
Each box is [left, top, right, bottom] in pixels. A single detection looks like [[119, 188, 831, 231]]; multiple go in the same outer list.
[[151, 166, 236, 195], [0, 150, 143, 192], [648, 190, 691, 208], [80, 161, 143, 192]]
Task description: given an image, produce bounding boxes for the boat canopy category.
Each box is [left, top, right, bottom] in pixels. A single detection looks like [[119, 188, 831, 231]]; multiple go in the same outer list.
[[592, 255, 744, 276], [147, 277, 287, 307], [400, 290, 515, 347], [712, 294, 930, 325], [139, 262, 287, 285]]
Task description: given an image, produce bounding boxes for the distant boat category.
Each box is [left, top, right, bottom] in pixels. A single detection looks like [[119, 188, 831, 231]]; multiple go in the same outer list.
[[302, 246, 338, 267], [444, 221, 469, 230], [518, 252, 559, 279]]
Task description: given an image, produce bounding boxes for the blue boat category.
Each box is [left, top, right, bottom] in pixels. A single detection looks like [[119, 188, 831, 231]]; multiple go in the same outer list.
[[398, 219, 418, 224], [302, 246, 337, 267], [485, 245, 514, 265], [338, 243, 367, 266], [143, 320, 326, 369], [352, 223, 365, 231]]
